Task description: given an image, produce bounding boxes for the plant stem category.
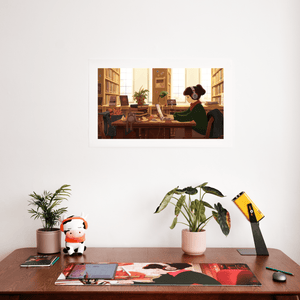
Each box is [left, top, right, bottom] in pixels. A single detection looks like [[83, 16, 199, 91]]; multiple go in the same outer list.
[[170, 201, 193, 228], [181, 201, 193, 227], [196, 215, 213, 232], [177, 221, 189, 227]]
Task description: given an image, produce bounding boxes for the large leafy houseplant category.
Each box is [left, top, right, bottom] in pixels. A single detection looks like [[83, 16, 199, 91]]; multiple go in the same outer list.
[[28, 184, 71, 231], [154, 183, 231, 236]]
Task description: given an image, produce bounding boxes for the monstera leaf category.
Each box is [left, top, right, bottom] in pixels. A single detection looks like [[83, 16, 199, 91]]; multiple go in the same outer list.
[[214, 203, 231, 236]]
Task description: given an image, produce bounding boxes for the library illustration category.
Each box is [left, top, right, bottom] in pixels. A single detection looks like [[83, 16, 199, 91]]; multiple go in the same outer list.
[[97, 68, 224, 139]]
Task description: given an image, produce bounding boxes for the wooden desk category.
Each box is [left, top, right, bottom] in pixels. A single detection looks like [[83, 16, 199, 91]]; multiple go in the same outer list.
[[0, 247, 299, 300], [98, 104, 224, 115], [111, 119, 196, 139], [163, 104, 224, 115]]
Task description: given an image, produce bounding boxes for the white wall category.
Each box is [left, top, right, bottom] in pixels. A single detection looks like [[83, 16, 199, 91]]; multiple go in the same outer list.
[[1, 0, 300, 264], [186, 68, 200, 88]]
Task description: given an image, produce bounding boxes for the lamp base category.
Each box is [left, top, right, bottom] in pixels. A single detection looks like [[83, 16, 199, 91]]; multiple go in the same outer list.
[[237, 248, 258, 255]]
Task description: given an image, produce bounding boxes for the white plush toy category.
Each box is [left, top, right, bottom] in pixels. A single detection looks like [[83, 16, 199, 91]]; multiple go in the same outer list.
[[60, 213, 88, 256]]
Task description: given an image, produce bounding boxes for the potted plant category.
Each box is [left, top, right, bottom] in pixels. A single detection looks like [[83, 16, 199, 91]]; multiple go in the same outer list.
[[133, 86, 149, 106], [28, 184, 71, 254], [154, 182, 231, 255]]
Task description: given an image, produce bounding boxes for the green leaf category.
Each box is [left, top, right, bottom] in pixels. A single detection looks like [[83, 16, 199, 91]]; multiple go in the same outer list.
[[226, 211, 231, 230], [175, 195, 185, 216], [202, 186, 225, 197], [28, 184, 71, 229], [198, 201, 206, 223], [177, 186, 198, 195], [214, 203, 230, 236], [191, 200, 206, 224], [174, 189, 185, 195], [154, 187, 178, 213], [202, 201, 214, 209], [212, 211, 219, 223], [170, 216, 178, 229], [195, 182, 208, 189]]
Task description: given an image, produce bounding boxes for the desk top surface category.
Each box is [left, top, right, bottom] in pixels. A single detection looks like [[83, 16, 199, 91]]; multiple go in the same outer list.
[[0, 247, 299, 295], [111, 119, 196, 127]]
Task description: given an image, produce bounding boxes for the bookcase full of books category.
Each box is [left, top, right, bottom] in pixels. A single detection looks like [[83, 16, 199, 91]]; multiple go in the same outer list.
[[211, 68, 224, 105], [98, 68, 120, 108]]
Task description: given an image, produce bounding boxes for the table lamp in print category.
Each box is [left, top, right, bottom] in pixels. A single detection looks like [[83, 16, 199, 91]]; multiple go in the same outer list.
[[232, 192, 269, 256]]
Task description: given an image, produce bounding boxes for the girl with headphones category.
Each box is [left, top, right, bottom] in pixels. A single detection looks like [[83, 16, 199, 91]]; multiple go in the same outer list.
[[173, 84, 208, 136]]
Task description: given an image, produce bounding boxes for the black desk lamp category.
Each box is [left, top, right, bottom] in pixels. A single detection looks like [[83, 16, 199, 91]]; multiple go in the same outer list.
[[232, 192, 269, 256]]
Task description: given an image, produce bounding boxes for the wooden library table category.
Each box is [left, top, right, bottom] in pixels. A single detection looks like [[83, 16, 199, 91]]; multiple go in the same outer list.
[[99, 104, 224, 115], [0, 247, 299, 300], [111, 119, 196, 139]]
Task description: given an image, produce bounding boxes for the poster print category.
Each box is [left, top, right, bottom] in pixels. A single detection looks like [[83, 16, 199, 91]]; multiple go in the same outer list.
[[88, 59, 233, 147], [97, 68, 224, 140]]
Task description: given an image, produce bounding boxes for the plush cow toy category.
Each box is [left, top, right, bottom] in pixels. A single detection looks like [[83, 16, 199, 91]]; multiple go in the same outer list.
[[60, 213, 88, 256]]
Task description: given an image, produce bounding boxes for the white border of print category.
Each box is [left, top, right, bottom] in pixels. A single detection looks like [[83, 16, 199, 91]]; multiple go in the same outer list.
[[88, 58, 234, 148]]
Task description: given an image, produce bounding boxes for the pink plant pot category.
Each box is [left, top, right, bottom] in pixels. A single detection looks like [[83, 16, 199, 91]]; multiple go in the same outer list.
[[182, 229, 206, 255]]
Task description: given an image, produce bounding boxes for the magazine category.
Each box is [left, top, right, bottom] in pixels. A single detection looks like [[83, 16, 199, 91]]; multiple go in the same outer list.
[[55, 262, 261, 286], [20, 255, 59, 267]]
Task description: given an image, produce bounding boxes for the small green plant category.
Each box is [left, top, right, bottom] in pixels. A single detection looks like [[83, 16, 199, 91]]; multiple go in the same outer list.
[[133, 86, 149, 105], [154, 183, 231, 235], [28, 184, 71, 230]]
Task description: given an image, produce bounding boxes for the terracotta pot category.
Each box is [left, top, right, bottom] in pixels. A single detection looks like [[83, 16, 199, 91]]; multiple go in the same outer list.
[[181, 229, 206, 255], [36, 228, 61, 254]]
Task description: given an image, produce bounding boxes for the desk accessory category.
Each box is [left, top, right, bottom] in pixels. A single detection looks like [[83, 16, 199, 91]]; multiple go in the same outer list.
[[232, 192, 269, 256], [20, 255, 58, 267], [167, 99, 176, 106], [28, 184, 71, 254], [272, 272, 287, 282], [154, 183, 231, 255], [157, 90, 168, 105], [66, 263, 118, 280], [60, 213, 88, 256], [155, 104, 171, 121], [56, 262, 260, 286], [121, 266, 131, 276], [266, 267, 294, 276]]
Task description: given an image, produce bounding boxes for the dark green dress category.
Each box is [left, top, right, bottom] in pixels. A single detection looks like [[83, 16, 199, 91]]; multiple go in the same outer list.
[[174, 102, 208, 135]]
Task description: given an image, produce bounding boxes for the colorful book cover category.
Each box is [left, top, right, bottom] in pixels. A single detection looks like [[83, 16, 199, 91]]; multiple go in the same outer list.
[[20, 255, 58, 267], [55, 262, 261, 286]]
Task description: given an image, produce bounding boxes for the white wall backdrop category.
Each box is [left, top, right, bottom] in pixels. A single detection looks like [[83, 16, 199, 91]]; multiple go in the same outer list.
[[1, 0, 300, 264]]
